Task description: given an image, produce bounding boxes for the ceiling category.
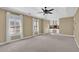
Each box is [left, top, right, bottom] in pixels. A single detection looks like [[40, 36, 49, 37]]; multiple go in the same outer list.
[[1, 7, 78, 20]]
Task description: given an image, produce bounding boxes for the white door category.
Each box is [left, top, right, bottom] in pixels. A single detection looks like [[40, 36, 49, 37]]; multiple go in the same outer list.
[[6, 12, 23, 42], [32, 18, 39, 35]]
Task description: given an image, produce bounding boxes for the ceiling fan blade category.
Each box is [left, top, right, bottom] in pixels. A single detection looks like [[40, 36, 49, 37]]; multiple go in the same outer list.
[[43, 13, 45, 15], [42, 8, 44, 12], [48, 11, 53, 14], [48, 9, 54, 11]]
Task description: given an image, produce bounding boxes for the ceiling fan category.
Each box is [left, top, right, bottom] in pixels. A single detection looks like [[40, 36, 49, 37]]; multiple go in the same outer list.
[[39, 7, 54, 15]]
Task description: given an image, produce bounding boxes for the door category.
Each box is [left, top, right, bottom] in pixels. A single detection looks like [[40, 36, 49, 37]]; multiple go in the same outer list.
[[6, 12, 23, 42], [32, 18, 39, 35]]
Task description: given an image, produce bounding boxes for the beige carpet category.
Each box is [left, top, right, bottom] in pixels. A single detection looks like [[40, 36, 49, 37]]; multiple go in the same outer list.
[[0, 34, 79, 52]]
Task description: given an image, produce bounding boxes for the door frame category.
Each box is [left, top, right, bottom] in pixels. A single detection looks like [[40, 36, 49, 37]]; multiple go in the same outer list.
[[6, 12, 23, 42]]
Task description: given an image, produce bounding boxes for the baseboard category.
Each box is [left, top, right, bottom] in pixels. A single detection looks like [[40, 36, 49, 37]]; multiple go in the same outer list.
[[59, 34, 75, 37], [50, 33, 79, 48], [50, 33, 75, 37], [74, 37, 79, 48], [0, 38, 23, 46], [0, 33, 45, 46]]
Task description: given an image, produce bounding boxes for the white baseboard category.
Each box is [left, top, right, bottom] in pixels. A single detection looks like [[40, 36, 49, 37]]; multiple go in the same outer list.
[[50, 33, 74, 37], [50, 33, 79, 48], [59, 34, 75, 37], [1, 33, 78, 49], [74, 37, 79, 48], [0, 33, 45, 46]]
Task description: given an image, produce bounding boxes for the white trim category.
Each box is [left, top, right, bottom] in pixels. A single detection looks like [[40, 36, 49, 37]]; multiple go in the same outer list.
[[50, 33, 79, 48], [32, 18, 40, 35], [6, 12, 11, 42], [0, 33, 45, 46], [6, 12, 23, 42], [20, 15, 23, 39], [58, 34, 75, 37], [74, 37, 79, 48], [0, 35, 33, 46], [50, 33, 75, 37]]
